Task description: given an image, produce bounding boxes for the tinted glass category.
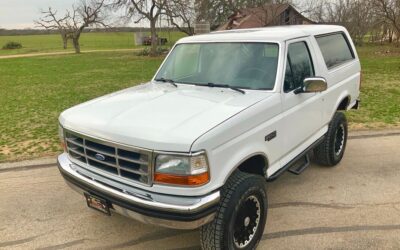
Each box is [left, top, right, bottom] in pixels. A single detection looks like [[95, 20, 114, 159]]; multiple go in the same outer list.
[[155, 43, 279, 90], [284, 42, 314, 92], [316, 33, 354, 69]]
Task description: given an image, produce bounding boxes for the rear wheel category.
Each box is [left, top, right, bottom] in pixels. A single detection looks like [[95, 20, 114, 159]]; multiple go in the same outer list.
[[200, 171, 267, 250], [314, 112, 348, 166]]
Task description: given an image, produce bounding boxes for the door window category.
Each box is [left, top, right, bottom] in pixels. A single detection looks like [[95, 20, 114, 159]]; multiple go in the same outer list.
[[284, 42, 314, 92]]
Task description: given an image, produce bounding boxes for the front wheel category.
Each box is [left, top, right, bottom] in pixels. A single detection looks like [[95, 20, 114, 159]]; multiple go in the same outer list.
[[314, 112, 348, 166], [200, 171, 267, 250]]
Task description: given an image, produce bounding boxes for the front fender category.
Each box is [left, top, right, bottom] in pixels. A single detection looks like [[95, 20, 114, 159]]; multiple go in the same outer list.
[[191, 94, 283, 191]]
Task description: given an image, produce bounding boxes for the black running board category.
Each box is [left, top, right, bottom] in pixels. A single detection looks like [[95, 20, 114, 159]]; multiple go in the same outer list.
[[267, 135, 324, 182], [288, 154, 310, 175]]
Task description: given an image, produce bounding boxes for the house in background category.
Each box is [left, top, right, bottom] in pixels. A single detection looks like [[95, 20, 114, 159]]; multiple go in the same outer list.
[[217, 3, 315, 31]]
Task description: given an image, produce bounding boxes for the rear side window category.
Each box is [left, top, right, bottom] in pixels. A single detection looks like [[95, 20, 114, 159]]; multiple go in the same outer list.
[[316, 33, 354, 69]]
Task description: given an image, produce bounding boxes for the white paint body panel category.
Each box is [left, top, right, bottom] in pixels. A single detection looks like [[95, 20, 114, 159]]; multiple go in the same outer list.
[[60, 83, 270, 152], [59, 25, 361, 196]]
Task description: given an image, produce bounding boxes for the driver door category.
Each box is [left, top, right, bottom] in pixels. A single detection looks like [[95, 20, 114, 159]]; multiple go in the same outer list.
[[280, 38, 323, 165]]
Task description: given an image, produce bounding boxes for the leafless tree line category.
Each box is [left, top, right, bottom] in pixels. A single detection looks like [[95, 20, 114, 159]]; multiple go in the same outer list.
[[36, 0, 400, 55], [175, 0, 400, 45], [301, 0, 400, 45]]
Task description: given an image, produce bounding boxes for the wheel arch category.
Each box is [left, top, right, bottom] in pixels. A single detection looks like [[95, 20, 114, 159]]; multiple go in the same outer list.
[[223, 152, 269, 184], [336, 95, 351, 111], [328, 93, 351, 121]]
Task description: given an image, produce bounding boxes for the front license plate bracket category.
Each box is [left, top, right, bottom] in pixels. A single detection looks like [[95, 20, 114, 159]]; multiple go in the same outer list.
[[84, 193, 111, 216]]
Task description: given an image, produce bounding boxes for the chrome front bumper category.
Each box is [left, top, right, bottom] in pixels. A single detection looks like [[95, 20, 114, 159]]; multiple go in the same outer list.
[[57, 153, 220, 229]]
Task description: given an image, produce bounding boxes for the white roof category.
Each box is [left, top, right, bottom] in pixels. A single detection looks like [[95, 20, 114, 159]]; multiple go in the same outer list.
[[178, 25, 347, 43]]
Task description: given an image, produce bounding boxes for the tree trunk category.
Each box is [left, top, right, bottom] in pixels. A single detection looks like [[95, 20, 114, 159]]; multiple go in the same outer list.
[[72, 30, 83, 54], [60, 32, 68, 49], [73, 38, 80, 54], [62, 36, 68, 49], [150, 19, 158, 57], [381, 26, 388, 44]]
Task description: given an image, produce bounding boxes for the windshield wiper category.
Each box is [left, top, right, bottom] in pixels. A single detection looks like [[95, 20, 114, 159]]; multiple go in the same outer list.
[[206, 82, 245, 94], [154, 77, 178, 87]]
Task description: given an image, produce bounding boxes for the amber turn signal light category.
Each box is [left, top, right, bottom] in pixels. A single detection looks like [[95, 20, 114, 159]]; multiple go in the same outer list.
[[154, 172, 209, 186]]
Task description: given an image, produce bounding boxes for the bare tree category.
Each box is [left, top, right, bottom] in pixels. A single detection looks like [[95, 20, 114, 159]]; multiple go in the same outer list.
[[36, 8, 72, 49], [68, 0, 109, 53], [302, 0, 375, 45], [165, 0, 196, 36], [194, 0, 211, 22], [36, 0, 109, 53], [323, 0, 374, 45], [294, 0, 327, 22], [374, 0, 400, 44], [348, 0, 375, 45], [113, 0, 168, 56]]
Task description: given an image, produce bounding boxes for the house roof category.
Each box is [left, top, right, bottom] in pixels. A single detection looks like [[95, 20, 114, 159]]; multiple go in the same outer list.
[[218, 4, 315, 30], [178, 25, 347, 44]]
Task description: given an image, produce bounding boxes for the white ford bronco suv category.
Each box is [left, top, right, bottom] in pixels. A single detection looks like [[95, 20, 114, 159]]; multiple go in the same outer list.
[[57, 25, 360, 249]]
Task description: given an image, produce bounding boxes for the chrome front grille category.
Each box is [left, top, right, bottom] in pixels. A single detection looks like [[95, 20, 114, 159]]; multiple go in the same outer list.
[[65, 130, 152, 185]]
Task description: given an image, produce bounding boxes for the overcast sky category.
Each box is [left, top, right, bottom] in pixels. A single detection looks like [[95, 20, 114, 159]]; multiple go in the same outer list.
[[0, 0, 132, 29], [0, 0, 77, 29]]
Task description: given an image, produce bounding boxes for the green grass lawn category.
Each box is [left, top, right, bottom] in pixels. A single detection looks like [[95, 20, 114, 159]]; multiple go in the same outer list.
[[0, 52, 164, 161], [0, 43, 399, 162], [346, 44, 400, 129], [0, 31, 186, 55]]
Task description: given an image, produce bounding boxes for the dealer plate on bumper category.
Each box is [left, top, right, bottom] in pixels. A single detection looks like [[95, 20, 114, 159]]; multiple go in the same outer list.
[[84, 193, 111, 215]]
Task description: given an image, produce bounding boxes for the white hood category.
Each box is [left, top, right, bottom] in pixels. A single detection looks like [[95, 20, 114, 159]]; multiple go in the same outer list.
[[60, 82, 273, 152]]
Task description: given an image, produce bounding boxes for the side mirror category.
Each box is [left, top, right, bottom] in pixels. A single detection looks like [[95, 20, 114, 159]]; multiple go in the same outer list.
[[294, 77, 327, 94]]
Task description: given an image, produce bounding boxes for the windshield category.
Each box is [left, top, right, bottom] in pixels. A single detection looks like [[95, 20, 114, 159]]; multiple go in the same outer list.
[[155, 42, 279, 90]]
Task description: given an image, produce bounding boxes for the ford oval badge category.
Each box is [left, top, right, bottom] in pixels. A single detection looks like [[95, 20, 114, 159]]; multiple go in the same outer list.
[[95, 153, 106, 161]]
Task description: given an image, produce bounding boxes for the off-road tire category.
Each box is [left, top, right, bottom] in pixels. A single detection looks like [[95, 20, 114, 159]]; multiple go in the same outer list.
[[314, 112, 348, 166], [200, 171, 267, 250]]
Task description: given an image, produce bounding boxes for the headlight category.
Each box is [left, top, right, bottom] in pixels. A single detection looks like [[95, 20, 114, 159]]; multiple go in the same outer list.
[[154, 152, 209, 186]]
